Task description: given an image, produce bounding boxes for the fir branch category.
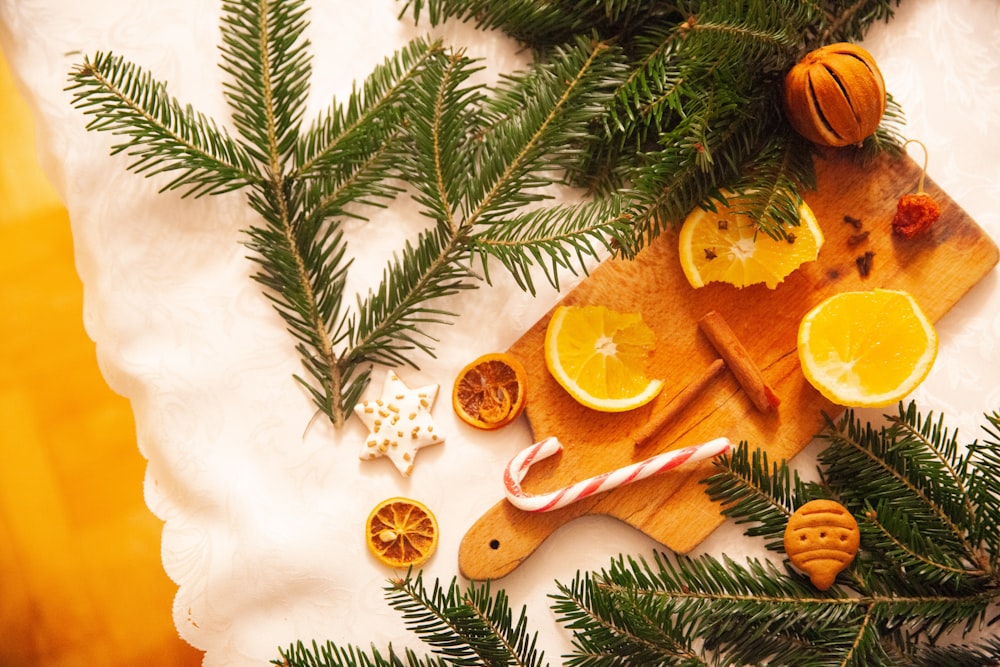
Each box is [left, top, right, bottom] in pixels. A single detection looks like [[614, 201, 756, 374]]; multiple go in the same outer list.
[[886, 403, 979, 533], [293, 38, 444, 182], [814, 0, 900, 48], [400, 0, 905, 245], [347, 221, 480, 370], [703, 441, 818, 552], [67, 51, 260, 196], [399, 34, 637, 295], [554, 550, 997, 666], [397, 0, 674, 51], [967, 410, 1000, 570], [275, 404, 999, 666], [818, 405, 984, 574], [471, 196, 637, 293], [629, 93, 778, 238], [220, 0, 312, 169], [554, 551, 881, 666], [862, 500, 988, 589], [553, 570, 718, 665], [469, 36, 628, 222], [384, 572, 545, 667], [913, 634, 1000, 667], [277, 573, 546, 666], [721, 129, 818, 240], [276, 640, 448, 667], [243, 177, 348, 422], [68, 1, 446, 428]]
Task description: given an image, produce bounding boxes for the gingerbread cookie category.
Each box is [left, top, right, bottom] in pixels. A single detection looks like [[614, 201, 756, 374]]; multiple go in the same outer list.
[[784, 499, 860, 590]]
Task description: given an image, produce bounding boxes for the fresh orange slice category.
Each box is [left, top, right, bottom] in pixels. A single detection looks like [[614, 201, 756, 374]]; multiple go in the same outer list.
[[452, 352, 528, 430], [797, 289, 938, 407], [679, 196, 824, 289], [365, 497, 438, 569], [544, 304, 664, 412]]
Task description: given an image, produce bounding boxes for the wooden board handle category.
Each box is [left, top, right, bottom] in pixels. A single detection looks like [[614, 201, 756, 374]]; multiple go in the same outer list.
[[458, 498, 592, 580]]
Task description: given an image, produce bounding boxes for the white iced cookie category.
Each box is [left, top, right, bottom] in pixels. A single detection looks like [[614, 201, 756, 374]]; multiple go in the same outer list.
[[355, 371, 442, 476]]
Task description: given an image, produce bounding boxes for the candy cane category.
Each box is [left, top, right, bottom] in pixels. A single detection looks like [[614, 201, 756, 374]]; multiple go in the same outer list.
[[503, 436, 733, 512]]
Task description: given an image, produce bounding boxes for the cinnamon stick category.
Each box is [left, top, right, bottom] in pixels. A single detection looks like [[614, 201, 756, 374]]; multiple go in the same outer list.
[[630, 358, 726, 447], [697, 311, 779, 412]]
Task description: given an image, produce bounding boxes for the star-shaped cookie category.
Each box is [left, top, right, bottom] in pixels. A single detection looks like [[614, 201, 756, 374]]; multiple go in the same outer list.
[[354, 371, 443, 476]]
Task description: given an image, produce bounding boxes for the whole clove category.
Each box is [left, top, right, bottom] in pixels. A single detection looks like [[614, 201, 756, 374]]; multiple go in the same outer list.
[[847, 230, 870, 247], [855, 250, 875, 278], [843, 214, 863, 230]]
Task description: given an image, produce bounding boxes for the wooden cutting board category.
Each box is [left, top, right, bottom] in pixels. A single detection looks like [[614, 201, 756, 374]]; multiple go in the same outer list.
[[458, 149, 999, 581]]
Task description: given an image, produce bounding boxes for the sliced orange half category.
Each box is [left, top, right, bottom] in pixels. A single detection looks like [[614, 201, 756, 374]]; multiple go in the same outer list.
[[544, 304, 664, 412], [797, 289, 938, 407], [679, 196, 824, 289]]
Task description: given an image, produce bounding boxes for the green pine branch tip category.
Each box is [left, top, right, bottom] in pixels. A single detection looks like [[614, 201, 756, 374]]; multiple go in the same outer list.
[[278, 402, 998, 666], [70, 0, 641, 427], [70, 0, 907, 427]]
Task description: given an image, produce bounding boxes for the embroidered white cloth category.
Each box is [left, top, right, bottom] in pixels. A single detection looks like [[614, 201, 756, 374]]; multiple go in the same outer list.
[[2, 1, 998, 664]]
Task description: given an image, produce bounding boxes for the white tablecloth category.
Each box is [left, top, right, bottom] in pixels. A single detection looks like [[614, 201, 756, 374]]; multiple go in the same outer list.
[[2, 1, 997, 664]]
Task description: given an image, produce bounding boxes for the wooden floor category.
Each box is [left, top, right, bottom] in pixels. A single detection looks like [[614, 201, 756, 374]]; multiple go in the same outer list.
[[0, 53, 204, 665]]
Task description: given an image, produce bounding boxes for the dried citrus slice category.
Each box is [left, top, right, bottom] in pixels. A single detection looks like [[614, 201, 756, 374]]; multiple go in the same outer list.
[[679, 196, 824, 289], [797, 289, 938, 407], [365, 497, 438, 569], [452, 352, 528, 430], [544, 304, 664, 412]]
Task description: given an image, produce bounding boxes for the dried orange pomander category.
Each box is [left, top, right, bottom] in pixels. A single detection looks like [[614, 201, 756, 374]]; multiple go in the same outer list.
[[892, 139, 941, 238], [452, 352, 527, 430], [784, 43, 886, 147]]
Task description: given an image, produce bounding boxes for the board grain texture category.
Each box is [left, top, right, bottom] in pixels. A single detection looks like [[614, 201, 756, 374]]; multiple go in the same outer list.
[[458, 149, 999, 581]]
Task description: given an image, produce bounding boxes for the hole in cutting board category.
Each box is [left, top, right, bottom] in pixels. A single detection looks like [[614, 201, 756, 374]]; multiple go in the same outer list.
[[489, 539, 500, 550]]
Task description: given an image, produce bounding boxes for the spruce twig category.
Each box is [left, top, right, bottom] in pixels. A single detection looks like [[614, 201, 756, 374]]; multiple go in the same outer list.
[[68, 0, 907, 427], [67, 51, 261, 196], [551, 402, 999, 666], [399, 0, 905, 241], [276, 572, 546, 667], [67, 0, 637, 428], [277, 403, 999, 666]]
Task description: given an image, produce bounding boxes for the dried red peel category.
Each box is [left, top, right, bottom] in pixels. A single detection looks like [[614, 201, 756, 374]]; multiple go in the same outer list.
[[893, 193, 940, 238], [892, 139, 940, 238]]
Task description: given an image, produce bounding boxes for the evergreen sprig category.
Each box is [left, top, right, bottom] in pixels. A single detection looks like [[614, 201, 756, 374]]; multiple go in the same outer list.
[[67, 0, 640, 427], [277, 404, 1000, 666], [66, 50, 260, 196], [67, 0, 909, 427], [276, 572, 545, 667], [399, 0, 906, 240], [556, 402, 1000, 665]]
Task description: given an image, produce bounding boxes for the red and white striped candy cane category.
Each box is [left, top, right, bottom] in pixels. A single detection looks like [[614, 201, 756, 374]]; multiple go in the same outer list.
[[503, 436, 733, 512]]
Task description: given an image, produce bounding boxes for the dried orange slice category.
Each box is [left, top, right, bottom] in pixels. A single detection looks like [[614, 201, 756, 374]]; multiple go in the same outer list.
[[679, 196, 823, 289], [452, 352, 528, 430], [365, 497, 439, 569], [797, 289, 938, 407], [544, 304, 664, 412]]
